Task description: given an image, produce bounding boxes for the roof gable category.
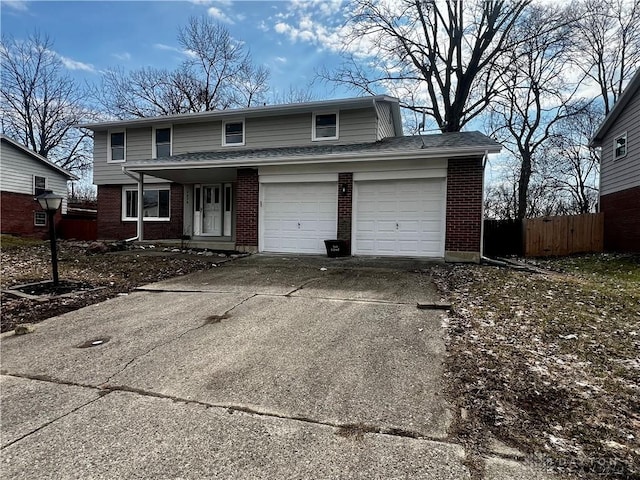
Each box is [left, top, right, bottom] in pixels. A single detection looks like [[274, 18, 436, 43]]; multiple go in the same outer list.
[[590, 70, 640, 146], [0, 135, 78, 180]]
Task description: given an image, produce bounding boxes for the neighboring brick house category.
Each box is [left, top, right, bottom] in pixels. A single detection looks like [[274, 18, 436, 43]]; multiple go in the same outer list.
[[81, 96, 501, 262], [590, 71, 640, 253], [0, 135, 77, 239]]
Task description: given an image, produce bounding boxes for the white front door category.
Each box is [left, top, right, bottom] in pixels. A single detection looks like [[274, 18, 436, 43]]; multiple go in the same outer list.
[[354, 178, 446, 257], [202, 185, 222, 236], [260, 182, 337, 254]]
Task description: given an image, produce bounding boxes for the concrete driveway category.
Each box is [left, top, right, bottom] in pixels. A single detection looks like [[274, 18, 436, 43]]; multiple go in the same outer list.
[[1, 255, 559, 479]]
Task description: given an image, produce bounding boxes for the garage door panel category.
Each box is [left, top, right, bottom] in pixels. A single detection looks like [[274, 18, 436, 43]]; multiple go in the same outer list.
[[354, 178, 445, 257], [261, 182, 337, 254]]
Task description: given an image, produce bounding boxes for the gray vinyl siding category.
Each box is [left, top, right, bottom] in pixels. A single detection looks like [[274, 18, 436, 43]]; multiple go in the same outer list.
[[0, 141, 70, 213], [173, 121, 220, 154], [93, 130, 168, 185], [126, 127, 152, 161], [375, 102, 395, 140], [172, 108, 377, 154], [600, 91, 640, 195], [92, 107, 379, 184]]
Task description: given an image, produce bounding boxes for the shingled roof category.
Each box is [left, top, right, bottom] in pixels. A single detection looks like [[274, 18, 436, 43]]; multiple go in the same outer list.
[[126, 131, 500, 171]]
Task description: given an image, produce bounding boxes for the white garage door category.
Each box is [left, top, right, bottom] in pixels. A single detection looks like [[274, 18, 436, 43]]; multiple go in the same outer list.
[[261, 182, 337, 254], [354, 178, 445, 257]]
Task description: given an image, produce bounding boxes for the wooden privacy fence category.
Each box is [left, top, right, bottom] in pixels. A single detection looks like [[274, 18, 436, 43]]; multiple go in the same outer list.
[[524, 213, 603, 257], [484, 213, 604, 257], [59, 218, 97, 241]]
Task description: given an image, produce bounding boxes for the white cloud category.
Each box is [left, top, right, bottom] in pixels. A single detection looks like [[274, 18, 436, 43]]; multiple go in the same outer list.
[[3, 0, 28, 11], [112, 52, 131, 61], [275, 56, 287, 64], [208, 6, 234, 24], [58, 54, 96, 73], [154, 43, 197, 58]]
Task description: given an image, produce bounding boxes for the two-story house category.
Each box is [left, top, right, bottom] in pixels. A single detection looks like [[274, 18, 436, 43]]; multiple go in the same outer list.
[[1, 135, 78, 239], [590, 70, 640, 253], [81, 96, 500, 262]]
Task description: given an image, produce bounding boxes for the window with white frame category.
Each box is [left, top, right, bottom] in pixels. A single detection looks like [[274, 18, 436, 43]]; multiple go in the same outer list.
[[34, 211, 47, 226], [33, 176, 47, 196], [122, 187, 170, 220], [222, 120, 244, 146], [312, 112, 338, 140], [153, 126, 172, 158], [108, 130, 126, 162], [614, 132, 627, 159]]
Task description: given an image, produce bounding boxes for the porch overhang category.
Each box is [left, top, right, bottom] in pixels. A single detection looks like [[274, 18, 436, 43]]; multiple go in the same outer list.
[[122, 166, 238, 184]]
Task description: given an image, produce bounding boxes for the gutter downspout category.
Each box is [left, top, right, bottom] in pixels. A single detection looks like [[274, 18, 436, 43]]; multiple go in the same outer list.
[[479, 150, 489, 261], [121, 166, 144, 242], [372, 97, 379, 140]]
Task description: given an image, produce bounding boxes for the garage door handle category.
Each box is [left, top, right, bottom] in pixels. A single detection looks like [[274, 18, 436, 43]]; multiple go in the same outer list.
[[298, 222, 301, 229], [396, 223, 399, 230]]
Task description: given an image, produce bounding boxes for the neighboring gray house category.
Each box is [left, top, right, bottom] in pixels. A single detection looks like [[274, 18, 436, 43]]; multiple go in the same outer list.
[[81, 96, 501, 262], [590, 70, 640, 252], [0, 135, 77, 239]]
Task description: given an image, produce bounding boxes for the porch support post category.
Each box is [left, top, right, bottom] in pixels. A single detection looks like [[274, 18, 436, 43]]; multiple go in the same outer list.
[[138, 172, 144, 241]]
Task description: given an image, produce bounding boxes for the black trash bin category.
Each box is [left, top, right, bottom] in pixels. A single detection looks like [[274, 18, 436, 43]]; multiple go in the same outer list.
[[324, 239, 350, 257]]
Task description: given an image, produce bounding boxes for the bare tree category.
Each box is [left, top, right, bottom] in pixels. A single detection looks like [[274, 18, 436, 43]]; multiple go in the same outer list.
[[488, 4, 584, 219], [573, 0, 640, 114], [96, 17, 270, 118], [322, 0, 532, 132], [0, 32, 93, 173], [268, 84, 317, 105], [546, 105, 602, 214]]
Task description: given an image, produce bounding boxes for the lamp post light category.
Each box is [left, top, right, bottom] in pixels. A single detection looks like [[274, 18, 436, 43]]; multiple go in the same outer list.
[[36, 191, 63, 287]]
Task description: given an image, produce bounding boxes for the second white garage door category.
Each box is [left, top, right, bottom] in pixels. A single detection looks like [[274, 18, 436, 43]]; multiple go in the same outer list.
[[354, 178, 445, 257], [261, 182, 337, 254]]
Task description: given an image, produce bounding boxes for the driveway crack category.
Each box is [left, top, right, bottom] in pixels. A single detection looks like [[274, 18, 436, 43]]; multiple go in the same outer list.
[[101, 293, 257, 386], [1, 375, 109, 450], [2, 372, 455, 446], [284, 278, 321, 296]]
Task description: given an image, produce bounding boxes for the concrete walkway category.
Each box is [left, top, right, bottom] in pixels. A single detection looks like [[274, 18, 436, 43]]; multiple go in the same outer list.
[[1, 255, 563, 479]]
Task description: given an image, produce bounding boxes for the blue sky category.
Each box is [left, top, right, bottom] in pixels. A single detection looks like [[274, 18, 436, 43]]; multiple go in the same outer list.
[[1, 0, 353, 101]]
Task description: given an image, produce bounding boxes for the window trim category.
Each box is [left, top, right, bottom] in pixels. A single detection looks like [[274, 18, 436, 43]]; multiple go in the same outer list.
[[614, 132, 627, 160], [152, 125, 173, 159], [121, 186, 171, 222], [34, 211, 47, 227], [312, 111, 339, 141], [108, 130, 126, 163], [33, 175, 47, 196], [222, 119, 245, 147]]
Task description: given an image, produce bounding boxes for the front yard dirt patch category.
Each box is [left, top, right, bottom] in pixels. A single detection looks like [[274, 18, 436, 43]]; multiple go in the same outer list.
[[432, 254, 640, 479], [1, 237, 228, 333]]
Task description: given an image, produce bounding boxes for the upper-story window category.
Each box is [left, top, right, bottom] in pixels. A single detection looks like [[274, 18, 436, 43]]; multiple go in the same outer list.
[[153, 126, 172, 158], [312, 112, 339, 141], [33, 175, 47, 196], [223, 120, 245, 146], [614, 132, 627, 159], [108, 130, 126, 162]]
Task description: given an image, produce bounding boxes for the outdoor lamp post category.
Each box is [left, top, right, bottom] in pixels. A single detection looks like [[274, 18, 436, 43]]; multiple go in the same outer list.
[[36, 191, 63, 287]]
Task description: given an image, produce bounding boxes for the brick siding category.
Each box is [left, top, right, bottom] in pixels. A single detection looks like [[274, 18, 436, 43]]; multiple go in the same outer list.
[[445, 158, 484, 254], [236, 168, 258, 247], [337, 173, 353, 243], [96, 184, 183, 240], [1, 191, 61, 239], [601, 186, 640, 253]]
